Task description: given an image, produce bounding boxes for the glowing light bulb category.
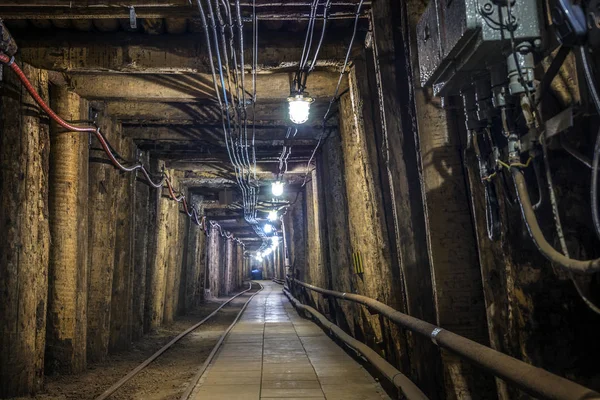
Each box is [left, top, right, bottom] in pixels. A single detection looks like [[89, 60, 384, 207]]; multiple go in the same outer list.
[[264, 248, 273, 256], [271, 236, 280, 246], [287, 94, 314, 125], [272, 181, 284, 197], [268, 210, 278, 222], [263, 224, 273, 234]]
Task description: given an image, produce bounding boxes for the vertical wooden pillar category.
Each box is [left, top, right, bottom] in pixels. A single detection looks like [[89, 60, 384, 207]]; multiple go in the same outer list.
[[148, 180, 170, 329], [109, 128, 134, 351], [224, 239, 234, 295], [87, 114, 118, 361], [237, 243, 244, 288], [404, 0, 494, 393], [0, 62, 50, 397], [286, 191, 306, 280], [175, 200, 187, 314], [368, 1, 442, 395], [47, 86, 88, 374], [230, 242, 237, 291], [131, 153, 150, 341], [207, 226, 221, 298], [163, 180, 181, 323], [194, 217, 207, 306], [144, 173, 160, 332], [183, 213, 198, 312]]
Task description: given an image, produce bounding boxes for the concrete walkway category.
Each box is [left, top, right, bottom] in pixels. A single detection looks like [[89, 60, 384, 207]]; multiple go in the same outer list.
[[191, 281, 390, 400]]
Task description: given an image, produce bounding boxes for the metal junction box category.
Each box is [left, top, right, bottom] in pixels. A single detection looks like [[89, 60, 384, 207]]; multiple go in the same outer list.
[[417, 0, 543, 96]]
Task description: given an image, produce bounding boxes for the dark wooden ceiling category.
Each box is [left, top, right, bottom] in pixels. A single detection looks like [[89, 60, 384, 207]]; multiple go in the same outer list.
[[1, 0, 370, 247]]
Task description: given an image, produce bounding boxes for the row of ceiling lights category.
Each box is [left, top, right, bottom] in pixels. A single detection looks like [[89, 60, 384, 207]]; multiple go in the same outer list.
[[254, 181, 286, 260]]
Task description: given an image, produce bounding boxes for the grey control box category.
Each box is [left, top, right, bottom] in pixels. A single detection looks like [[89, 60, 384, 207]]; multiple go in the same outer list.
[[416, 0, 543, 96]]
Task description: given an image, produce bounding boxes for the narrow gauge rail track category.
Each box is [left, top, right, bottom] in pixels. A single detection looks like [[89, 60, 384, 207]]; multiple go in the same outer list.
[[95, 281, 263, 400]]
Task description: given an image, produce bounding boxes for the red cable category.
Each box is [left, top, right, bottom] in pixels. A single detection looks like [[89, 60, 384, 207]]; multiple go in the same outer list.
[[0, 53, 224, 234]]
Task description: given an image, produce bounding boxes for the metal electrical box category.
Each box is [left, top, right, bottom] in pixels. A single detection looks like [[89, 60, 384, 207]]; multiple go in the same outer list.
[[417, 0, 543, 96]]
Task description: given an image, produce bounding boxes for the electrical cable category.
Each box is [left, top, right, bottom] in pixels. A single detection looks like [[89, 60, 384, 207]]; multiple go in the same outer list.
[[512, 167, 600, 274], [541, 131, 600, 314], [0, 52, 252, 243], [302, 0, 365, 186], [578, 45, 600, 240], [308, 0, 333, 74]]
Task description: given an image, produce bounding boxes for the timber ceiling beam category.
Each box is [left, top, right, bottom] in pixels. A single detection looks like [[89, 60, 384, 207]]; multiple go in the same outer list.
[[0, 2, 369, 20], [13, 30, 361, 73], [144, 146, 315, 160], [67, 71, 344, 102], [97, 101, 336, 126], [123, 125, 325, 142]]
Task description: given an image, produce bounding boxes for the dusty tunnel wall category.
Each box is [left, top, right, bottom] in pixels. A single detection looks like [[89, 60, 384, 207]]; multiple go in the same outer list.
[[0, 64, 212, 397], [285, 0, 600, 399]]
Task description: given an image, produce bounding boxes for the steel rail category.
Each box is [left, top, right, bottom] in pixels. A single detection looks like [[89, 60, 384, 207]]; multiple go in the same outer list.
[[179, 281, 265, 400], [283, 288, 428, 400], [95, 282, 258, 400], [290, 278, 600, 400]]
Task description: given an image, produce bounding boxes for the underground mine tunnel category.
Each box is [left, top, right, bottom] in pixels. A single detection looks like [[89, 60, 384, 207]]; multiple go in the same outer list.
[[1, 0, 600, 399]]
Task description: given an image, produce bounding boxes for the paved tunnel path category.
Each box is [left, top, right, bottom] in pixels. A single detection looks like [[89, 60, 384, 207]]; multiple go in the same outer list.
[[191, 281, 391, 400]]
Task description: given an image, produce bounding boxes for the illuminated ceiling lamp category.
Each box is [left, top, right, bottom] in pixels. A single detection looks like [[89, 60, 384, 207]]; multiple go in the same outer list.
[[271, 181, 284, 197], [263, 223, 273, 234], [267, 210, 278, 222], [287, 92, 314, 125]]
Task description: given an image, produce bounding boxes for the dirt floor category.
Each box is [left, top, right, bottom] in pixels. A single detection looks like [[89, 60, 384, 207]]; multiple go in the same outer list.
[[14, 287, 258, 400]]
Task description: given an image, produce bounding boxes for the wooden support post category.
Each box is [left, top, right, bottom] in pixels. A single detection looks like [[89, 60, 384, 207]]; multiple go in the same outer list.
[[224, 239, 234, 295], [207, 226, 221, 298], [87, 114, 118, 362], [148, 167, 170, 329], [47, 86, 88, 374], [175, 199, 186, 315], [237, 243, 244, 288], [162, 173, 181, 324], [0, 62, 50, 397], [131, 153, 151, 341], [403, 0, 495, 394], [109, 126, 134, 351], [144, 166, 160, 332], [286, 191, 306, 281], [196, 229, 207, 305]]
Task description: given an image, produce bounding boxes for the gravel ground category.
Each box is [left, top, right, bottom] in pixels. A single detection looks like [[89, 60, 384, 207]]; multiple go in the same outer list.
[[13, 286, 258, 400]]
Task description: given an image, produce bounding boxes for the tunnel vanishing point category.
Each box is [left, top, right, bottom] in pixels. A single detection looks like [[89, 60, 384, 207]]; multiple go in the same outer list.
[[1, 1, 600, 399]]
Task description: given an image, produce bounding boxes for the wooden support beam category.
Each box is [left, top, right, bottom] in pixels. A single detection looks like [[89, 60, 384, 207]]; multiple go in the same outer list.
[[47, 86, 88, 375], [87, 114, 118, 362], [68, 71, 343, 102], [0, 3, 368, 20], [0, 62, 50, 398], [99, 100, 335, 126], [206, 225, 221, 298], [14, 30, 356, 73], [122, 124, 322, 144], [132, 154, 150, 341], [108, 125, 135, 351]]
